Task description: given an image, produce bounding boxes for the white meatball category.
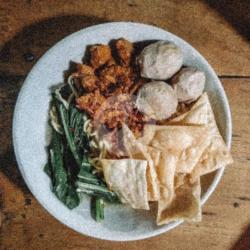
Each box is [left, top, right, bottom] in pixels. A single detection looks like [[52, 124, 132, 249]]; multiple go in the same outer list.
[[171, 67, 206, 103], [136, 81, 178, 120], [138, 41, 183, 80]]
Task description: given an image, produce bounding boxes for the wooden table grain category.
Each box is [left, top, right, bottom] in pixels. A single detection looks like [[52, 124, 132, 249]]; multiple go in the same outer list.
[[0, 1, 249, 249]]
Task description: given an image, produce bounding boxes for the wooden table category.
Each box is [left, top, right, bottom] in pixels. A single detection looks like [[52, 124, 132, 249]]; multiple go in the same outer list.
[[0, 1, 249, 249]]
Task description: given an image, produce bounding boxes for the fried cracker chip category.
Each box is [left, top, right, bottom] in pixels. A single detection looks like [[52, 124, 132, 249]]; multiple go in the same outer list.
[[157, 175, 201, 225], [170, 94, 208, 125], [170, 93, 233, 182], [155, 153, 176, 214], [143, 125, 210, 173], [101, 159, 149, 210], [122, 124, 160, 201], [133, 146, 161, 201], [137, 125, 208, 224], [137, 125, 156, 145], [174, 173, 186, 189]]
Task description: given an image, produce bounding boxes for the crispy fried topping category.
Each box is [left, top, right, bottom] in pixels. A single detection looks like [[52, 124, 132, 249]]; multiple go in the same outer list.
[[80, 75, 99, 92], [75, 39, 147, 134], [90, 45, 112, 69], [76, 90, 105, 116], [115, 39, 133, 66], [77, 64, 95, 75], [99, 65, 134, 95], [106, 58, 116, 67]]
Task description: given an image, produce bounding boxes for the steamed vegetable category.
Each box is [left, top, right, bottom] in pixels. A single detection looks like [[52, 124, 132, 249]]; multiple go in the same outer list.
[[44, 82, 118, 221], [91, 197, 104, 222], [46, 129, 80, 209]]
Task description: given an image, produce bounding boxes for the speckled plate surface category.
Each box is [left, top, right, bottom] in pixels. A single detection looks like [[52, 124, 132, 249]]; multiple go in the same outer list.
[[13, 22, 232, 241]]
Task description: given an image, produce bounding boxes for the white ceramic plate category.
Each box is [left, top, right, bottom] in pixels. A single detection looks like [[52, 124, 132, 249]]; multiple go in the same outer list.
[[13, 22, 232, 241]]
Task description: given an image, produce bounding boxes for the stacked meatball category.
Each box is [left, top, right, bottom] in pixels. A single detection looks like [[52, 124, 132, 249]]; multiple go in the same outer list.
[[136, 41, 206, 120]]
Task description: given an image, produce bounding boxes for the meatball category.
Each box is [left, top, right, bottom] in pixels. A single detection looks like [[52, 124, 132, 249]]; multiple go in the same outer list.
[[90, 45, 112, 68], [171, 67, 206, 103], [137, 41, 183, 80], [135, 81, 178, 120]]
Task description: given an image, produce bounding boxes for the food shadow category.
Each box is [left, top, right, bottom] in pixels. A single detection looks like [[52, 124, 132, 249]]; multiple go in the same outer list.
[[0, 14, 108, 194]]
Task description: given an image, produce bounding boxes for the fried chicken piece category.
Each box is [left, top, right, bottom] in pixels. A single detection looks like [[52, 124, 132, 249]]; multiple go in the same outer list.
[[71, 64, 97, 91], [99, 65, 134, 94], [99, 65, 121, 85], [106, 58, 116, 66], [90, 45, 112, 69], [80, 75, 99, 92], [77, 63, 95, 75], [115, 38, 133, 66], [75, 39, 148, 136], [76, 90, 105, 116]]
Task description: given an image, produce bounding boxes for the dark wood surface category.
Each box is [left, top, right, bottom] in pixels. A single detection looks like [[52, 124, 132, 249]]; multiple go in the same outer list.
[[0, 1, 250, 249]]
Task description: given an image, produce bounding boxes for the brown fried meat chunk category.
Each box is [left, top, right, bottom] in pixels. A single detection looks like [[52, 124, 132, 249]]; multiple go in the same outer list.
[[99, 65, 134, 95], [80, 75, 99, 92], [90, 45, 112, 69], [115, 38, 133, 66], [76, 90, 105, 116], [106, 58, 116, 67], [76, 63, 95, 75], [75, 40, 147, 135], [71, 64, 98, 92]]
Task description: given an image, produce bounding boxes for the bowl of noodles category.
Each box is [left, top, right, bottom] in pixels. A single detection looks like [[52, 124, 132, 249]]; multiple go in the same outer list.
[[13, 22, 233, 241]]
